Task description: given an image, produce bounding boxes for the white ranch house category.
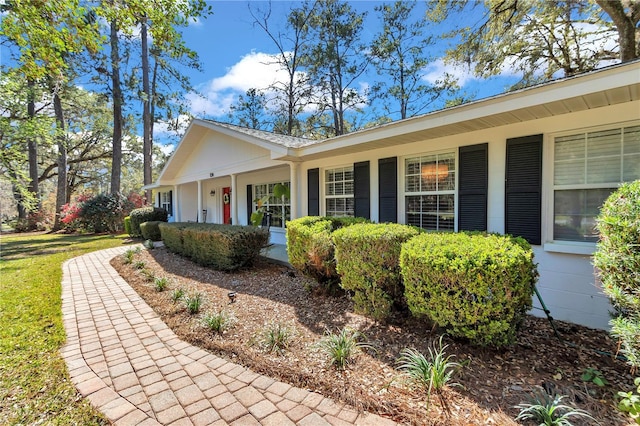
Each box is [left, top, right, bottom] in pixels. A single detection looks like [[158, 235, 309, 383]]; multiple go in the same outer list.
[[146, 60, 640, 331]]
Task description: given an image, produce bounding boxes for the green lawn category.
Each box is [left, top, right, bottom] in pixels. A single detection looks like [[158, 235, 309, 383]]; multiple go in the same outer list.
[[0, 232, 133, 425]]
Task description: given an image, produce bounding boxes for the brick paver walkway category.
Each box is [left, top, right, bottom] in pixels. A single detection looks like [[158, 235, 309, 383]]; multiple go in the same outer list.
[[61, 246, 397, 425]]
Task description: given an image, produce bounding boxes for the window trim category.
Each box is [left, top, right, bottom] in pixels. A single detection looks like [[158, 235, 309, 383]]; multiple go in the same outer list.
[[544, 120, 640, 254], [400, 149, 458, 231], [253, 180, 291, 229], [322, 165, 355, 217]]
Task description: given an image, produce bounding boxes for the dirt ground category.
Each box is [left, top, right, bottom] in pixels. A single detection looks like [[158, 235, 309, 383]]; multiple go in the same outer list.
[[111, 246, 636, 425]]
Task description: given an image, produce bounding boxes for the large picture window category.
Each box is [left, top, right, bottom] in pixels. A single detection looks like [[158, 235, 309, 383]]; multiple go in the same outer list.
[[553, 125, 640, 242], [253, 182, 290, 228], [325, 166, 354, 216], [405, 152, 456, 231]]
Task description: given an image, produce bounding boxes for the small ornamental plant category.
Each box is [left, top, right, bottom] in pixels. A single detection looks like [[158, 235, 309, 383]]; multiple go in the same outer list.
[[319, 328, 372, 370], [515, 391, 594, 426], [202, 309, 236, 334]]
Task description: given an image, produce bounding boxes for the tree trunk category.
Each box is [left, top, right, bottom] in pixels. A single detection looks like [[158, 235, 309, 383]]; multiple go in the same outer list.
[[141, 16, 152, 205], [52, 89, 67, 231], [27, 79, 39, 212], [596, 0, 639, 62], [109, 19, 123, 195]]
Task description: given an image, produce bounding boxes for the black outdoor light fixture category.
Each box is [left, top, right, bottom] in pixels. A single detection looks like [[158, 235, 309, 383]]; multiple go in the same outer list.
[[210, 190, 215, 196], [228, 291, 237, 303]]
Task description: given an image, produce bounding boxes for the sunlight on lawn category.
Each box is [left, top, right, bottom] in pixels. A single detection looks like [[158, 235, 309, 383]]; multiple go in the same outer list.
[[0, 232, 132, 425]]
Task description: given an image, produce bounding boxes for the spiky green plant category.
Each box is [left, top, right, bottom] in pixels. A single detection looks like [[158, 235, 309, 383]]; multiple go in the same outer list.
[[122, 249, 136, 264], [133, 260, 145, 270], [397, 336, 460, 412], [202, 309, 235, 333], [183, 291, 204, 315], [154, 277, 168, 292], [171, 287, 185, 303], [260, 322, 295, 354], [515, 391, 594, 426], [319, 328, 372, 370]]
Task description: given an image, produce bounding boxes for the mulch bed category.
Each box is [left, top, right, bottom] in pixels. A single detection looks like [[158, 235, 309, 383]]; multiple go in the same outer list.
[[110, 246, 635, 425]]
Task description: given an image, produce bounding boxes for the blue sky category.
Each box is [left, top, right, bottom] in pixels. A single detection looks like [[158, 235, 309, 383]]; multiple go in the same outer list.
[[155, 0, 522, 144]]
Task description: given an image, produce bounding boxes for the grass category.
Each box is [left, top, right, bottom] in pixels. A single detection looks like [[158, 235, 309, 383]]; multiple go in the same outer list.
[[0, 231, 132, 425]]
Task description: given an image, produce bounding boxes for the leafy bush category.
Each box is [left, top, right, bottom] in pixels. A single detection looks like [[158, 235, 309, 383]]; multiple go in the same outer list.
[[129, 207, 168, 237], [400, 232, 537, 347], [594, 180, 640, 371], [124, 216, 132, 235], [78, 192, 134, 233], [286, 216, 369, 289], [618, 377, 640, 424], [333, 223, 421, 321], [160, 223, 269, 271], [140, 221, 162, 241]]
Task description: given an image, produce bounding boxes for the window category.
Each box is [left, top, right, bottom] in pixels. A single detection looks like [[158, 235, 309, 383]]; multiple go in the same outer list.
[[325, 166, 354, 216], [553, 125, 640, 242], [253, 182, 290, 228], [405, 152, 456, 231], [160, 191, 171, 215]]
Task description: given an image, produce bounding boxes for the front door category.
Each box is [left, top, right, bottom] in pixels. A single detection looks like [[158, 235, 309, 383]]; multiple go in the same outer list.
[[222, 187, 231, 224]]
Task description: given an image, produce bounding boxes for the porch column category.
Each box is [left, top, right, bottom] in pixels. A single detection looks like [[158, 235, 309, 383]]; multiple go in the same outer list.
[[173, 185, 180, 222], [230, 173, 238, 225], [289, 161, 299, 219], [197, 180, 203, 222]]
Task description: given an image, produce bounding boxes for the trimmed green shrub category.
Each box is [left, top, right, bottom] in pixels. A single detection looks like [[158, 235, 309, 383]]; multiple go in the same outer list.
[[140, 221, 162, 241], [400, 233, 537, 347], [333, 223, 421, 321], [160, 222, 269, 271], [286, 216, 369, 289], [130, 207, 168, 237], [594, 180, 640, 370], [124, 216, 132, 235]]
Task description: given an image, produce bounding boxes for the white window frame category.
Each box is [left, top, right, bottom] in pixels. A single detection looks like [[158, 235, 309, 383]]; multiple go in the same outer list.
[[160, 191, 171, 215], [323, 165, 354, 217], [400, 149, 457, 232], [253, 181, 291, 229], [544, 120, 640, 255]]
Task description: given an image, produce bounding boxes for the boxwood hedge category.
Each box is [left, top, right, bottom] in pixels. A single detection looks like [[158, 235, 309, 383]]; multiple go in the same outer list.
[[130, 207, 168, 237], [400, 232, 537, 347], [159, 222, 269, 271], [140, 221, 163, 241], [286, 216, 369, 289], [333, 223, 421, 321]]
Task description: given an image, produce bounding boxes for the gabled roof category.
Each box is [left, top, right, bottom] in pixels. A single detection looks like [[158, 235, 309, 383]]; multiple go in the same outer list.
[[205, 120, 316, 148]]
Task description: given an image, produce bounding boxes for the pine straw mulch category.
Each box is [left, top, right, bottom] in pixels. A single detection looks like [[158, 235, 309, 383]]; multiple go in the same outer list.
[[110, 246, 635, 425]]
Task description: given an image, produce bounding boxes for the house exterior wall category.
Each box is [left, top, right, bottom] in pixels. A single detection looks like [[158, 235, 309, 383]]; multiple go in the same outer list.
[[172, 132, 278, 185], [296, 101, 639, 330]]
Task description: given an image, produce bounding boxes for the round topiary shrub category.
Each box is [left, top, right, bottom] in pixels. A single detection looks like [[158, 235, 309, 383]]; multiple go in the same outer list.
[[400, 232, 538, 347], [129, 207, 168, 238], [333, 223, 421, 321], [286, 216, 369, 290], [594, 180, 640, 370]]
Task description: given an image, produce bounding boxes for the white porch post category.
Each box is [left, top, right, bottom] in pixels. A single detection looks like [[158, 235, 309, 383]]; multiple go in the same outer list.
[[197, 180, 203, 222], [230, 173, 238, 225], [173, 185, 180, 222], [289, 162, 299, 219]]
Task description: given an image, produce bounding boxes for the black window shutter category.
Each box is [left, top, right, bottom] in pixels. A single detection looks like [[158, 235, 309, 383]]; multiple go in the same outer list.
[[378, 157, 397, 223], [246, 184, 253, 225], [168, 190, 173, 216], [505, 135, 542, 245], [308, 168, 320, 216], [458, 143, 488, 231], [157, 192, 161, 208], [353, 161, 370, 219]]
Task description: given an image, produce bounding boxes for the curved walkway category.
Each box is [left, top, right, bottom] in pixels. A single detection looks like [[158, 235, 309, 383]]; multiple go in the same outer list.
[[61, 246, 396, 426]]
